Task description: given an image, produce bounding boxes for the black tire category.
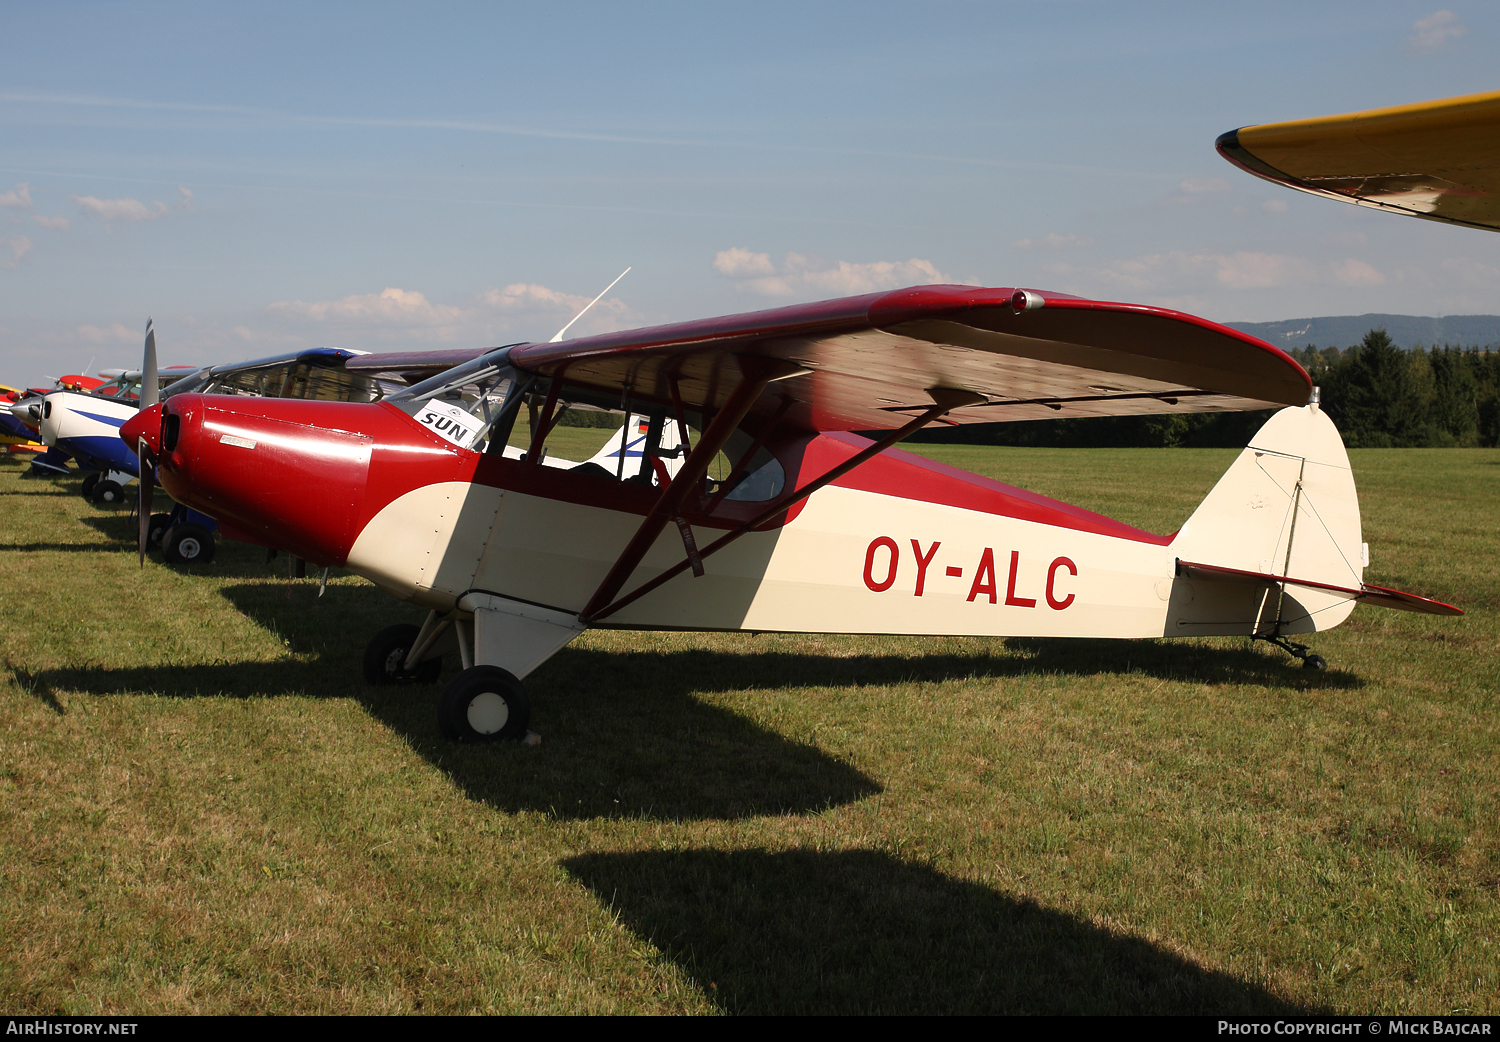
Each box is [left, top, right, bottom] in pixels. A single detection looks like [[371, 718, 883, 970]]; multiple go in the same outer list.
[[90, 479, 126, 505], [438, 666, 530, 743], [161, 523, 216, 565], [362, 623, 442, 686], [1304, 654, 1327, 671], [80, 472, 101, 499], [147, 512, 173, 547]]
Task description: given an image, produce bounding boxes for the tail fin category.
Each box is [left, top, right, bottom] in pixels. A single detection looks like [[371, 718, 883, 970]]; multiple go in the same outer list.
[[1168, 404, 1365, 635]]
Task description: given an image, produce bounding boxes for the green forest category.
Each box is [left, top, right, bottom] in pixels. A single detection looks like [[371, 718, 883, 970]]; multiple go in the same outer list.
[[910, 329, 1500, 449]]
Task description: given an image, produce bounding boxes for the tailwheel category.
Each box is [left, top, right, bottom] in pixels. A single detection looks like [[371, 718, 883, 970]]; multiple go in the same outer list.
[[363, 624, 442, 686], [1255, 632, 1326, 670], [438, 665, 531, 743]]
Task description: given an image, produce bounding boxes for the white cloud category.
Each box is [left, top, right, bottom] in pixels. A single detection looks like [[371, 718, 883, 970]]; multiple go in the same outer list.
[[267, 282, 636, 345], [32, 215, 69, 231], [1097, 249, 1352, 293], [713, 248, 776, 277], [177, 185, 194, 211], [73, 195, 170, 222], [1330, 259, 1387, 287], [1011, 232, 1097, 250], [272, 286, 465, 327], [1177, 178, 1231, 195], [1215, 251, 1315, 290], [1, 236, 32, 268], [714, 249, 963, 298], [1260, 199, 1290, 214], [1410, 10, 1464, 52], [1436, 256, 1500, 292], [0, 183, 31, 209], [75, 322, 140, 345], [1166, 178, 1233, 206]]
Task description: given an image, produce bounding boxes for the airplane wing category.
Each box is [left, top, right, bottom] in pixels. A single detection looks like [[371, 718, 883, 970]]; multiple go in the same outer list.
[[1217, 89, 1500, 232], [350, 286, 1310, 431], [517, 285, 1310, 431]]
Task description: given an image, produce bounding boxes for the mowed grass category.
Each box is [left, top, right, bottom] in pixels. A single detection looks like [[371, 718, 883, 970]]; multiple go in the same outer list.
[[0, 444, 1496, 1014]]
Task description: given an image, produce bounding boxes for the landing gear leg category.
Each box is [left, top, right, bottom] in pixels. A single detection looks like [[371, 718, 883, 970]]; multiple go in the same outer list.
[[430, 596, 583, 744], [1255, 632, 1326, 670]]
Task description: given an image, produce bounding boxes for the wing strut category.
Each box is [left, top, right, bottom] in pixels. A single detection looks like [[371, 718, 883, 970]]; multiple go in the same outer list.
[[578, 356, 803, 621], [585, 386, 985, 624]]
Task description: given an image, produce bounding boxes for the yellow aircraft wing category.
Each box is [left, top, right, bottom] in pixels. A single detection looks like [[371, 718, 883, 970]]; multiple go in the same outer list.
[[1217, 89, 1500, 232]]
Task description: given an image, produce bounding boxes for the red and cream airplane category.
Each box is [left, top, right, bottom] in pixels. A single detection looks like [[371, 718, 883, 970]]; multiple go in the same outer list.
[[119, 284, 1459, 743]]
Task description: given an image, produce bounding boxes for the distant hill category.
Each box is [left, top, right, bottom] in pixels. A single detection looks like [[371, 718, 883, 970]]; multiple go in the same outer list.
[[1225, 314, 1500, 349]]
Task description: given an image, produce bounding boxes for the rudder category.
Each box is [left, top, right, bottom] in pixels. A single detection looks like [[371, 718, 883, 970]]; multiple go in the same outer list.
[[1167, 405, 1363, 636]]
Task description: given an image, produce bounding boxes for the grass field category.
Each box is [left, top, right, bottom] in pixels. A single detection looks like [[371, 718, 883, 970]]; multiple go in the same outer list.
[[0, 444, 1495, 1014]]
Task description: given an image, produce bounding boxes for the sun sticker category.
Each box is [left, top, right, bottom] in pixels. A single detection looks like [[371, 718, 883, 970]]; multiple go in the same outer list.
[[418, 400, 484, 449]]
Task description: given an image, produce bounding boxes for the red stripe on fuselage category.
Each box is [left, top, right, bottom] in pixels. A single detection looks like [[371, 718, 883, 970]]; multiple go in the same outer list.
[[153, 394, 1168, 569], [815, 432, 1170, 544]]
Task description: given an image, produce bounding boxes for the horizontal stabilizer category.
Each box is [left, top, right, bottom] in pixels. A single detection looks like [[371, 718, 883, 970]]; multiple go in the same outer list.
[[1177, 560, 1462, 617]]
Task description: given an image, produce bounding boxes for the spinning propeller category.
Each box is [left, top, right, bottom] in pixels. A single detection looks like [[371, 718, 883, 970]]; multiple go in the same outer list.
[[136, 319, 158, 566]]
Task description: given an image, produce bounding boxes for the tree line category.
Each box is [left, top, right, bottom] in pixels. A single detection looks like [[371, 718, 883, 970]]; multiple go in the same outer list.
[[909, 329, 1500, 449]]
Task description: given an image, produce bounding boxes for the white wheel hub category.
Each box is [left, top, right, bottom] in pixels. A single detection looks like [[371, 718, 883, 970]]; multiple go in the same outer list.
[[178, 537, 201, 558], [467, 692, 509, 734]]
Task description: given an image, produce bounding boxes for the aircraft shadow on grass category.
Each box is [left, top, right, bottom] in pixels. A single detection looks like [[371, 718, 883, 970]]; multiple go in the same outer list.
[[562, 847, 1317, 1015], [16, 580, 1357, 822], [0, 487, 74, 497], [1, 515, 138, 554]]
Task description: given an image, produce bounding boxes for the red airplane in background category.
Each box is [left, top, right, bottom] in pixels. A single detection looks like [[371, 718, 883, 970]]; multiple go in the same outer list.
[[121, 284, 1459, 744]]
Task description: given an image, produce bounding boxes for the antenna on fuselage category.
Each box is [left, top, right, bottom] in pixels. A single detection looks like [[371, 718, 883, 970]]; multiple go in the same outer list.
[[548, 267, 631, 343]]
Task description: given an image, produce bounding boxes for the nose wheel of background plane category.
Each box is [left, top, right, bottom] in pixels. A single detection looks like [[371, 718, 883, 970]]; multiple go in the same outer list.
[[161, 523, 215, 565], [146, 512, 173, 548]]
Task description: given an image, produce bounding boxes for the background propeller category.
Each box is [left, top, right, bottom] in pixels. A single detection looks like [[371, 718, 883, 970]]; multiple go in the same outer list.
[[137, 319, 158, 566]]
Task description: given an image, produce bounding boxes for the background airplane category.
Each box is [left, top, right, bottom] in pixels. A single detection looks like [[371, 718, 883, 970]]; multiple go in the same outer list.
[[39, 322, 385, 562], [1217, 88, 1500, 233], [121, 284, 1459, 745]]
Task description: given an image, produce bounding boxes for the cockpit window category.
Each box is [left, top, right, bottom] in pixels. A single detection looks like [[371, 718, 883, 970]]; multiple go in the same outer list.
[[90, 370, 197, 401], [188, 361, 381, 403], [498, 379, 786, 504], [386, 348, 528, 452]]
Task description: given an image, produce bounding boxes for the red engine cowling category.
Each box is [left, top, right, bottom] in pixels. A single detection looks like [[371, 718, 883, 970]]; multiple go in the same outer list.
[[133, 395, 476, 566]]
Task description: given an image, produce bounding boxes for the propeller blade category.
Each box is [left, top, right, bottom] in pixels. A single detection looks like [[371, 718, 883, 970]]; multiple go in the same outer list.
[[137, 441, 154, 567], [140, 319, 159, 411]]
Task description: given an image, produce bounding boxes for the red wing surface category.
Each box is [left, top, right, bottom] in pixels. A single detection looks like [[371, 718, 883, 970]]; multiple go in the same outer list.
[[351, 285, 1311, 431]]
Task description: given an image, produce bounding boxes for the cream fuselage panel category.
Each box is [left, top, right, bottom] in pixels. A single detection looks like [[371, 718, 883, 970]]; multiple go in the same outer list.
[[345, 479, 1180, 638]]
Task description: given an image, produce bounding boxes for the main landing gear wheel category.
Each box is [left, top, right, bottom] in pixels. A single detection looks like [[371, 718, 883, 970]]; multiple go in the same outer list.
[[362, 624, 442, 686], [80, 472, 100, 499], [89, 479, 125, 505], [146, 512, 172, 548], [161, 523, 215, 565], [438, 666, 531, 743], [1303, 654, 1327, 671]]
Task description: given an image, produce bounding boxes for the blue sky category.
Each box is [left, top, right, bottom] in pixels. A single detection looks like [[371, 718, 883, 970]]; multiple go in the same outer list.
[[2, 1, 1497, 384]]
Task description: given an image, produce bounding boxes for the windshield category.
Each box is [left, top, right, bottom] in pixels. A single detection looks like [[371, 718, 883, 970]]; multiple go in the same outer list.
[[168, 360, 381, 403], [89, 370, 198, 401], [386, 347, 528, 452]]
